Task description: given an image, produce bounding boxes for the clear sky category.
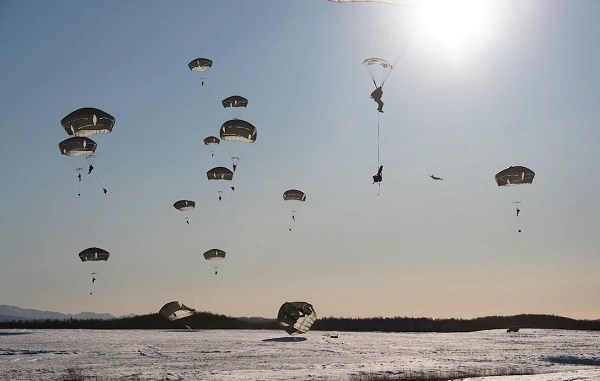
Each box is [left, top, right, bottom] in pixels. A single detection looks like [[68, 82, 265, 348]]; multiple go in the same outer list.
[[1, 0, 599, 320]]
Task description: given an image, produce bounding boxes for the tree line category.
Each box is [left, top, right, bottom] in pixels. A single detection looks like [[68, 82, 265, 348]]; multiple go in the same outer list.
[[1, 313, 598, 331]]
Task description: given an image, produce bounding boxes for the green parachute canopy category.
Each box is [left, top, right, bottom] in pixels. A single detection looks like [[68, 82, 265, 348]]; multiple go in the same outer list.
[[277, 302, 317, 335], [61, 108, 115, 137], [79, 247, 109, 262], [188, 58, 212, 71], [159, 301, 195, 321], [59, 137, 97, 157], [495, 166, 535, 187], [220, 119, 257, 143], [222, 96, 248, 108]]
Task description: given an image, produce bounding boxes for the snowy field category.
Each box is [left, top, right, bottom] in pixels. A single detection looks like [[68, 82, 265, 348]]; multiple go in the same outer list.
[[1, 329, 599, 381]]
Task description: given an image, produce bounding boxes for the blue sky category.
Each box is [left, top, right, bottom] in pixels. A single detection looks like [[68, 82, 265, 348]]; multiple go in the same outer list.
[[1, 0, 599, 319]]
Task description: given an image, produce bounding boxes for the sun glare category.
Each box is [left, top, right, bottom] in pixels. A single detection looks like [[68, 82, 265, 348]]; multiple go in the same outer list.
[[414, 0, 499, 60]]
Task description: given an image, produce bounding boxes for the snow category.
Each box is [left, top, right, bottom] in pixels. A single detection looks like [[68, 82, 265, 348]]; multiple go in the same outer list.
[[0, 329, 599, 380]]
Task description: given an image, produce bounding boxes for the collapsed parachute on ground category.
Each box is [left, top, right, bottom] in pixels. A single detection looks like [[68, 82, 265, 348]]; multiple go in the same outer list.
[[283, 189, 307, 202], [220, 119, 257, 143], [495, 166, 535, 186], [61, 108, 115, 137], [173, 200, 195, 211], [79, 247, 109, 262], [277, 302, 317, 335], [188, 58, 212, 71], [206, 167, 234, 181], [159, 301, 195, 321], [222, 96, 248, 108], [59, 137, 97, 156]]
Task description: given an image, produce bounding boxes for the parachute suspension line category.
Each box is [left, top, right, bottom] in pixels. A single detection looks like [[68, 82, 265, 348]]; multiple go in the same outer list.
[[377, 111, 381, 196], [92, 171, 109, 195], [327, 5, 379, 83], [377, 111, 381, 166]]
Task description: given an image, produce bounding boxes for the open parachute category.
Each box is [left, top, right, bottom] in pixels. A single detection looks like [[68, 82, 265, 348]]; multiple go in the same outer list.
[[188, 58, 212, 71], [495, 166, 535, 186], [220, 119, 257, 143], [222, 96, 248, 108], [173, 200, 195, 211], [59, 137, 97, 157], [495, 166, 535, 233], [79, 247, 110, 262], [207, 167, 234, 181], [283, 189, 307, 202], [203, 249, 226, 275], [277, 302, 317, 335], [61, 108, 115, 137], [159, 301, 195, 321]]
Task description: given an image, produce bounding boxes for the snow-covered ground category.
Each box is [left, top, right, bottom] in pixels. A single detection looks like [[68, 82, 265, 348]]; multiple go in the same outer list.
[[1, 329, 599, 380]]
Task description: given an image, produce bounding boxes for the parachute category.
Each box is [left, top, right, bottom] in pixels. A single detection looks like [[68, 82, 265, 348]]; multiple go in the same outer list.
[[159, 301, 196, 321], [188, 58, 212, 71], [283, 189, 306, 230], [174, 200, 195, 224], [173, 200, 196, 211], [61, 108, 115, 137], [206, 167, 234, 181], [203, 249, 226, 275], [220, 119, 257, 171], [188, 58, 212, 86], [495, 166, 535, 187], [364, 57, 393, 88], [222, 96, 248, 108], [78, 247, 108, 295], [495, 166, 535, 233], [220, 119, 257, 143], [204, 136, 220, 157], [204, 136, 220, 146], [283, 189, 307, 202], [79, 247, 109, 262], [59, 137, 97, 157], [277, 302, 317, 335], [207, 167, 234, 201]]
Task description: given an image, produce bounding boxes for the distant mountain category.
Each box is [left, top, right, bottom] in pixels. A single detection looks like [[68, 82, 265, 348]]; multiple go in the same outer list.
[[0, 305, 115, 322]]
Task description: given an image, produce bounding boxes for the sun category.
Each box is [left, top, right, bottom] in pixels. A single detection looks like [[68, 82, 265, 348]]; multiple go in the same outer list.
[[413, 0, 501, 60]]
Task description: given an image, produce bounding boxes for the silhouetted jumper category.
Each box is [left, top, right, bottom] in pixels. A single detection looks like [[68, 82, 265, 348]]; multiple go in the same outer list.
[[372, 165, 383, 184], [371, 86, 384, 113]]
